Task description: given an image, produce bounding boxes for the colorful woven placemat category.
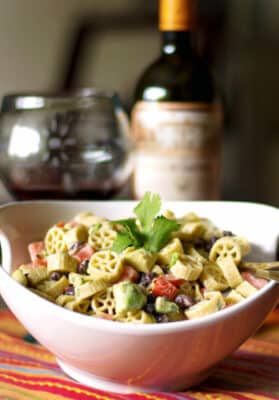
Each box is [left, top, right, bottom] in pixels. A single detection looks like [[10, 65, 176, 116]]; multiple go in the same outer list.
[[0, 308, 278, 400]]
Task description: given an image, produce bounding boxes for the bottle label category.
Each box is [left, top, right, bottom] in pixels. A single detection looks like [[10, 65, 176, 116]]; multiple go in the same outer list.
[[131, 101, 222, 200]]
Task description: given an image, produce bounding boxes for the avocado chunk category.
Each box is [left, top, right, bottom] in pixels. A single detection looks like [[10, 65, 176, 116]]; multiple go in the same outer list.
[[12, 269, 28, 286], [155, 296, 179, 314], [113, 282, 147, 315]]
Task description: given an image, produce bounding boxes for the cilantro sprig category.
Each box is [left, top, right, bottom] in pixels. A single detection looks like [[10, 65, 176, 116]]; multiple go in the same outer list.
[[134, 192, 161, 233], [111, 192, 180, 253]]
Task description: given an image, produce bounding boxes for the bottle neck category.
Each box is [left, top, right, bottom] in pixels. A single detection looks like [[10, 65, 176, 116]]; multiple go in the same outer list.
[[161, 31, 192, 56]]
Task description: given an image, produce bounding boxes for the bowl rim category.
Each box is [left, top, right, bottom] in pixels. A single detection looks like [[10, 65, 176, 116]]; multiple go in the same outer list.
[[0, 200, 278, 336], [1, 88, 120, 112]]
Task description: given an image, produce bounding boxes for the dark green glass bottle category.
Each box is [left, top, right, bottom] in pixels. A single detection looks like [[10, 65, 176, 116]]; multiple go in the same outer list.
[[131, 0, 222, 201], [135, 30, 215, 103]]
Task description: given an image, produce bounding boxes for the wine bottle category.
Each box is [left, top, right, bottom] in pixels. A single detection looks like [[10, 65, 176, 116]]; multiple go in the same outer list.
[[131, 0, 222, 200]]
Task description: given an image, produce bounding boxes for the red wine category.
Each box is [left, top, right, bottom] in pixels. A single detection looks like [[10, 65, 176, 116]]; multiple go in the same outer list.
[[10, 185, 125, 201]]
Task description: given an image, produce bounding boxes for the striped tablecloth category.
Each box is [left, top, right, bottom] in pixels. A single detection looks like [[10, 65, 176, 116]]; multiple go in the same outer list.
[[0, 308, 278, 400]]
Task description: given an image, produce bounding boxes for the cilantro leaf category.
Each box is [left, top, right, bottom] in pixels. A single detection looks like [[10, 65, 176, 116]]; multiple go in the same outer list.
[[112, 219, 144, 253], [113, 219, 144, 246], [134, 192, 161, 232], [144, 216, 180, 253], [113, 218, 139, 232], [111, 232, 135, 253]]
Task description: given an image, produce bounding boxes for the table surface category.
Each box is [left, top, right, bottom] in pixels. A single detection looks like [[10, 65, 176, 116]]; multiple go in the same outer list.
[[0, 306, 277, 400]]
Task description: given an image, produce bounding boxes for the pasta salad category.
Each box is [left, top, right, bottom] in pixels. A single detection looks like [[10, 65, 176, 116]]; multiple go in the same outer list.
[[12, 193, 267, 324]]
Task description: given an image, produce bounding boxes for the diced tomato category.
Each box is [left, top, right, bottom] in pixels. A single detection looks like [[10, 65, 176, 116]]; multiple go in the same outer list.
[[28, 242, 45, 263], [118, 265, 140, 283], [163, 274, 186, 288], [241, 271, 267, 289], [55, 221, 65, 228], [33, 256, 47, 267], [152, 276, 178, 300], [74, 243, 94, 262]]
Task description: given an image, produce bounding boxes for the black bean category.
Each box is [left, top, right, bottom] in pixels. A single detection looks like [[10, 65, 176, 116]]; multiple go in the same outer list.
[[77, 259, 89, 274], [222, 288, 231, 297], [144, 303, 156, 314], [139, 272, 157, 287], [64, 285, 75, 296], [155, 314, 169, 323], [205, 236, 219, 252], [193, 238, 208, 250], [147, 294, 156, 304], [193, 237, 219, 253], [174, 294, 195, 310], [50, 272, 62, 281], [223, 230, 234, 237]]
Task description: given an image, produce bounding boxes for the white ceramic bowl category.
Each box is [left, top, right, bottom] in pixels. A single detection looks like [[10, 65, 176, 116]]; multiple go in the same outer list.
[[0, 201, 278, 393]]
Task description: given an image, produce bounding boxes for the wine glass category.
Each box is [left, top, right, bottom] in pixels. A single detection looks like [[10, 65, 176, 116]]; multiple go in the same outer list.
[[0, 89, 133, 201]]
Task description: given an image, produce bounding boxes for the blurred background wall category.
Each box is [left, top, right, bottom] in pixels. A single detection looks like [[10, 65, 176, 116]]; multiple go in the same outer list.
[[0, 0, 278, 206]]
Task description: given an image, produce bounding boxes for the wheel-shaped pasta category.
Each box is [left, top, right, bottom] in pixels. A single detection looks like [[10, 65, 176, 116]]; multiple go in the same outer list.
[[118, 310, 154, 324], [235, 280, 257, 298], [175, 221, 205, 241], [157, 238, 184, 265], [179, 212, 201, 224], [199, 259, 229, 291], [200, 219, 222, 241], [74, 212, 108, 227], [47, 253, 78, 274], [45, 227, 67, 254], [234, 236, 251, 257], [176, 214, 221, 241], [88, 251, 123, 283], [64, 225, 88, 249], [37, 276, 69, 299], [121, 248, 156, 273], [65, 298, 91, 314], [91, 287, 116, 317], [186, 291, 225, 320], [88, 226, 117, 251], [179, 282, 203, 302], [225, 289, 245, 306], [56, 294, 75, 307], [76, 280, 108, 301], [30, 288, 54, 302], [216, 255, 243, 288], [19, 265, 48, 286], [209, 237, 242, 265], [171, 255, 203, 281], [162, 209, 176, 220]]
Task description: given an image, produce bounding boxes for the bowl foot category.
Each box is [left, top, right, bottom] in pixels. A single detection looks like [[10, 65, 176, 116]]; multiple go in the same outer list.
[[57, 358, 214, 394], [57, 359, 153, 394]]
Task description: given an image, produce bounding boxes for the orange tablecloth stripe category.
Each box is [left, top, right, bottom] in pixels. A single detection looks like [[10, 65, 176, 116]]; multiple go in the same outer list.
[[0, 308, 277, 400]]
